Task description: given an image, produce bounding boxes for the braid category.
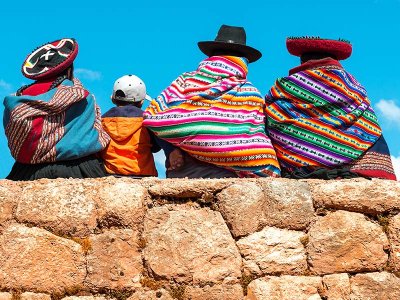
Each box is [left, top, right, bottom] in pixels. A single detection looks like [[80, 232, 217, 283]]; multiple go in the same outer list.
[[16, 68, 70, 96], [16, 83, 33, 96], [49, 74, 68, 90]]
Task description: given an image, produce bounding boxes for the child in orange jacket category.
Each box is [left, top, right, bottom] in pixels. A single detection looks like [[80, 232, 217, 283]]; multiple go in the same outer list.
[[101, 75, 160, 177]]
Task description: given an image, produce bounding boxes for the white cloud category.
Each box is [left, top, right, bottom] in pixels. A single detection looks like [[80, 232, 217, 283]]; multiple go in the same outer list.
[[74, 68, 102, 81], [376, 99, 400, 125], [0, 79, 13, 94], [392, 156, 400, 181]]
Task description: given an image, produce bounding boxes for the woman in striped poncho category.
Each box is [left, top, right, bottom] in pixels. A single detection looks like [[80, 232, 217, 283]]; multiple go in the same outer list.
[[264, 37, 396, 180], [3, 38, 110, 180], [143, 25, 280, 178]]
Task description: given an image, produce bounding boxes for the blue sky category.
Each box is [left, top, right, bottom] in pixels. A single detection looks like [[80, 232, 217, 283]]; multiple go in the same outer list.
[[1, 0, 399, 179]]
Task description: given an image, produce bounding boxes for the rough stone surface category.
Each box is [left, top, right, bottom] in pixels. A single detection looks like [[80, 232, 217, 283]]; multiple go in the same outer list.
[[143, 205, 242, 284], [310, 178, 400, 215], [85, 229, 143, 291], [246, 275, 323, 300], [217, 182, 265, 237], [148, 178, 235, 202], [0, 177, 400, 297], [217, 179, 314, 238], [96, 178, 147, 229], [0, 293, 12, 300], [0, 180, 19, 228], [0, 224, 86, 293], [183, 284, 244, 300], [350, 272, 400, 300], [388, 213, 400, 272], [321, 273, 350, 300], [258, 179, 315, 230], [237, 226, 307, 276], [61, 297, 109, 300], [127, 289, 173, 300], [307, 210, 389, 274], [20, 293, 52, 300], [15, 179, 99, 237]]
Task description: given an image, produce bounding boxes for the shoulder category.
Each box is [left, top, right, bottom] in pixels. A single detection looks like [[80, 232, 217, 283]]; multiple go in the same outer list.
[[102, 105, 143, 118]]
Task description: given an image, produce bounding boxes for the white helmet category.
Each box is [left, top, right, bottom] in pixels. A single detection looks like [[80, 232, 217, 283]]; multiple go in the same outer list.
[[111, 74, 150, 103]]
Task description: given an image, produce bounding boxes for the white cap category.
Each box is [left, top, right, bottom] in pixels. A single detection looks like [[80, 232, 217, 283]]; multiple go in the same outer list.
[[111, 74, 150, 103]]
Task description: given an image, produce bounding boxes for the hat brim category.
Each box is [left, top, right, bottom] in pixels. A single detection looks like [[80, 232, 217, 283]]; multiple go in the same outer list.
[[286, 38, 352, 61], [198, 41, 262, 63]]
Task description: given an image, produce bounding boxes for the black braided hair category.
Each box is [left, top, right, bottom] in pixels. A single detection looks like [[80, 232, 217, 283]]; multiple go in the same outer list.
[[16, 66, 72, 96], [49, 74, 68, 90]]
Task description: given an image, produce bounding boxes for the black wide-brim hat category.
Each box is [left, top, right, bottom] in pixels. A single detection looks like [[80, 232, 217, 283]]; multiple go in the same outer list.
[[198, 25, 262, 63], [22, 38, 78, 80], [286, 36, 352, 60]]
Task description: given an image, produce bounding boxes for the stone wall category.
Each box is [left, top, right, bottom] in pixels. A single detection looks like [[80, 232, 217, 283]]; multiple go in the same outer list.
[[0, 177, 399, 300]]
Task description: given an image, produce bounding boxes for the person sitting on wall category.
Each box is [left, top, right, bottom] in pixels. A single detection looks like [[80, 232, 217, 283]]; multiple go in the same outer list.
[[264, 36, 396, 180], [143, 25, 280, 178], [3, 38, 110, 180], [101, 75, 160, 178]]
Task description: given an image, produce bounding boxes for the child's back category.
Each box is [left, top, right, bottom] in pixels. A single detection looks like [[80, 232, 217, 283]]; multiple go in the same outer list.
[[101, 75, 159, 177]]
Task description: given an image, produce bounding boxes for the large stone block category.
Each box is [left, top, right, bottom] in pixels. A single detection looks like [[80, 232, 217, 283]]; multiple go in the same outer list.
[[217, 179, 314, 238], [259, 179, 315, 230], [20, 293, 51, 300], [148, 178, 234, 202], [0, 180, 20, 228], [217, 182, 265, 237], [95, 177, 147, 229], [321, 273, 350, 300], [143, 205, 242, 284], [310, 178, 400, 215], [127, 288, 173, 300], [15, 179, 99, 237], [85, 229, 143, 291], [246, 275, 323, 300], [183, 284, 243, 300], [0, 293, 12, 300], [307, 210, 388, 274], [387, 213, 400, 271], [0, 224, 86, 293], [350, 272, 400, 300], [61, 297, 110, 300], [237, 226, 307, 276]]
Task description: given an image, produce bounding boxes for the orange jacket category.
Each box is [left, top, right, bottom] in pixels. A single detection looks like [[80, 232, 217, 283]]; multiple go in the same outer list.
[[101, 105, 158, 176]]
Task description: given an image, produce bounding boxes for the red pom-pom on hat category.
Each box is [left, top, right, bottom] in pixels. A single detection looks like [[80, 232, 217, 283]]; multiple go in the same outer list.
[[286, 37, 352, 60]]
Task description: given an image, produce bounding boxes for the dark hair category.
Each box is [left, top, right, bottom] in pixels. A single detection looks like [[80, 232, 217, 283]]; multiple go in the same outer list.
[[113, 99, 143, 108], [300, 52, 337, 63], [209, 49, 244, 58]]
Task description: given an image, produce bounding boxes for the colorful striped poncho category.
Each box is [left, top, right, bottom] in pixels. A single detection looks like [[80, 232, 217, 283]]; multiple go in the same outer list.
[[143, 56, 280, 177], [3, 78, 110, 164], [265, 60, 382, 169]]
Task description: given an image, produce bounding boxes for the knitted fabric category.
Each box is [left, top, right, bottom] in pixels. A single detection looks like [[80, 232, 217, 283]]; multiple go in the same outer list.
[[286, 37, 352, 60], [143, 56, 280, 177], [265, 63, 382, 169], [4, 78, 110, 164]]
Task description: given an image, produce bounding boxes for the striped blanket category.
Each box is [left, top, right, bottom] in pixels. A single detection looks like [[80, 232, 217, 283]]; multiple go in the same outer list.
[[143, 56, 280, 177], [3, 78, 110, 164], [265, 65, 382, 168]]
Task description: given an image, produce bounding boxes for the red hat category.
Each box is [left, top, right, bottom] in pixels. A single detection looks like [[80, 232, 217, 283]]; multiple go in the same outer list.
[[286, 36, 352, 60], [22, 38, 78, 80]]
